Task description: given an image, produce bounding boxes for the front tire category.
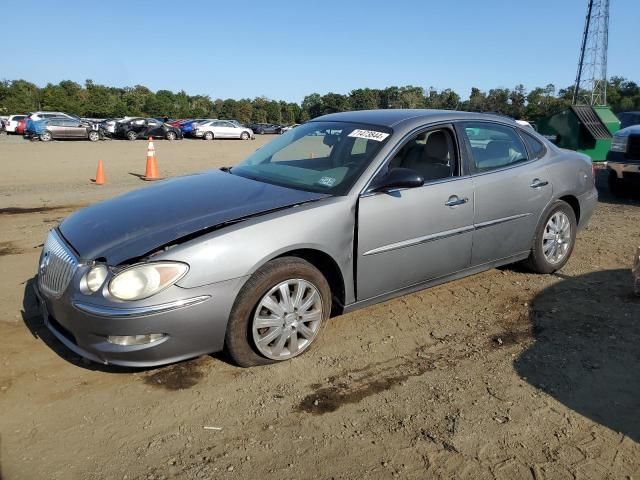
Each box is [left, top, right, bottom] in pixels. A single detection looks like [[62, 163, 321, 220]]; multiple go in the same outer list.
[[524, 200, 577, 274], [40, 131, 52, 142], [204, 131, 214, 141], [166, 131, 177, 141], [126, 131, 137, 141], [225, 257, 331, 367], [88, 131, 100, 142], [240, 131, 250, 140]]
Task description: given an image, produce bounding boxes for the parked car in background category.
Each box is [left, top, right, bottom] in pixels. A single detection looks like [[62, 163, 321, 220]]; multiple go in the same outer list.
[[606, 125, 640, 195], [179, 119, 210, 137], [6, 114, 27, 133], [250, 123, 282, 134], [16, 117, 27, 135], [34, 118, 104, 142], [34, 110, 596, 368], [618, 112, 640, 130], [113, 118, 182, 140], [194, 120, 254, 140]]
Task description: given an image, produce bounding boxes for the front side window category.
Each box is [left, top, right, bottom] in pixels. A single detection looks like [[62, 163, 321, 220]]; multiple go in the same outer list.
[[387, 128, 457, 182], [232, 121, 392, 195], [463, 122, 528, 172]]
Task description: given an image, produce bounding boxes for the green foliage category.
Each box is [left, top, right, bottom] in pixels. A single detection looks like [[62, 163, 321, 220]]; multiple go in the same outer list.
[[1, 77, 638, 124]]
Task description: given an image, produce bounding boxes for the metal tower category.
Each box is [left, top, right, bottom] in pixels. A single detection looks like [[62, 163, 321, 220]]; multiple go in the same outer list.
[[572, 0, 610, 106]]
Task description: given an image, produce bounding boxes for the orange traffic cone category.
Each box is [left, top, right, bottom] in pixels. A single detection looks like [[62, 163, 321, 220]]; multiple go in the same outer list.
[[143, 137, 160, 181], [94, 160, 105, 185]]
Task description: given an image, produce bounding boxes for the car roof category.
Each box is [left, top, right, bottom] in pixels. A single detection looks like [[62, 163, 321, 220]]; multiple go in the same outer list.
[[312, 109, 520, 128]]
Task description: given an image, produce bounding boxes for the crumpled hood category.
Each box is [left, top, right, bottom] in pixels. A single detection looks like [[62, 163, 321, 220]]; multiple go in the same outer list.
[[59, 170, 328, 264]]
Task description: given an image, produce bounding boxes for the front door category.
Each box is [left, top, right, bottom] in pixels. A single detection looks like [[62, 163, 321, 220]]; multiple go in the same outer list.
[[460, 121, 553, 265], [357, 126, 474, 301]]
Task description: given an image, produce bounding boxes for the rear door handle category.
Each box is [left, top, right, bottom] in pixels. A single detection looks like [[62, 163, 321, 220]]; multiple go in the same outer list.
[[530, 179, 549, 188], [445, 195, 469, 207]]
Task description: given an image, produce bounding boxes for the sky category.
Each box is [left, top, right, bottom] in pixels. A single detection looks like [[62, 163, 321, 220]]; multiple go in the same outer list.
[[1, 0, 638, 103]]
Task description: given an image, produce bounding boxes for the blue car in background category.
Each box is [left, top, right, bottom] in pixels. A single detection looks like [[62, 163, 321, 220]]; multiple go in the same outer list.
[[180, 119, 209, 137]]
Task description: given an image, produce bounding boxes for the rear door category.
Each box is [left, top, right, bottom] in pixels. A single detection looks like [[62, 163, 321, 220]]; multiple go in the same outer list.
[[357, 125, 474, 301], [46, 119, 67, 138], [459, 121, 552, 265]]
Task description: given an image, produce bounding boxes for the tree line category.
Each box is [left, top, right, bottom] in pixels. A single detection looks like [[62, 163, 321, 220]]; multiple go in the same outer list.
[[1, 77, 638, 125]]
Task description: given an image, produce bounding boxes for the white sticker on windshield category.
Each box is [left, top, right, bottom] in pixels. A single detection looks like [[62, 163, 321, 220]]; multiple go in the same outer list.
[[318, 176, 337, 187], [348, 129, 390, 142]]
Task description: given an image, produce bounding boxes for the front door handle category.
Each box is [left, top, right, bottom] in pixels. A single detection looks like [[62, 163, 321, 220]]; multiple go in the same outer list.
[[445, 195, 469, 207], [530, 179, 549, 188]]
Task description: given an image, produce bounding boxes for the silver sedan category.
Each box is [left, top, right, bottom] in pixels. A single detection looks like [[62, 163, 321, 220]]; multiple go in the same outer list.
[[35, 110, 597, 367]]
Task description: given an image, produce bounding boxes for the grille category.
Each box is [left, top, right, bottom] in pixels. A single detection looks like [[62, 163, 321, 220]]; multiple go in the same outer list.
[[38, 230, 79, 298]]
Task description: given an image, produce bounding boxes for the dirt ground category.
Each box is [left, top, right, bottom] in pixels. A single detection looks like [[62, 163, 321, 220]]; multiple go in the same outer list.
[[0, 133, 638, 480]]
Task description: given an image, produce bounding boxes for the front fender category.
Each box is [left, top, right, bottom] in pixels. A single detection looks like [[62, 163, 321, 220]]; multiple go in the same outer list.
[[153, 196, 357, 304]]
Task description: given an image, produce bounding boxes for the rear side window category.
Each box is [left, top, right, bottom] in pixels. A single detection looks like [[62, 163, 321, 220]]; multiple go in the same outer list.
[[521, 131, 546, 160], [463, 122, 528, 173]]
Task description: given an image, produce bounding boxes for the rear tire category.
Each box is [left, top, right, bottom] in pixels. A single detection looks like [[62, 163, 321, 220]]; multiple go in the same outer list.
[[126, 131, 137, 141], [225, 257, 331, 367], [524, 200, 577, 274]]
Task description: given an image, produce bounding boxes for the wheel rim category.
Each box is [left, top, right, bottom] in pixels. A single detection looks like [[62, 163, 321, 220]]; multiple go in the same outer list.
[[205, 132, 212, 140], [42, 132, 51, 141], [128, 132, 136, 140], [168, 132, 175, 140], [252, 279, 323, 360], [89, 132, 98, 141], [241, 132, 248, 140], [542, 211, 571, 264]]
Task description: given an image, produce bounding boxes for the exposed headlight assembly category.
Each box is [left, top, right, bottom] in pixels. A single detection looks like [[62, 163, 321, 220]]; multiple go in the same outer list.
[[108, 262, 188, 301]]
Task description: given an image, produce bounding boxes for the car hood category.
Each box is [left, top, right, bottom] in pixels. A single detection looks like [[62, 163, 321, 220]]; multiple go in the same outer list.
[[59, 170, 329, 264]]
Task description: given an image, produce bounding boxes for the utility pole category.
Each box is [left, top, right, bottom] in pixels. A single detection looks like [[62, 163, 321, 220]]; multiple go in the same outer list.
[[572, 0, 610, 106]]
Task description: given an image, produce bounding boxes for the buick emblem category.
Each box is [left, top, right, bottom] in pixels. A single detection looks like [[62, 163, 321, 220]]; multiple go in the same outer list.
[[40, 251, 50, 276]]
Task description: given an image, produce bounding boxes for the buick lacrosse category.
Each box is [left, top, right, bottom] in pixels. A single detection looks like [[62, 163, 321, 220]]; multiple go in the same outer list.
[[35, 110, 597, 367]]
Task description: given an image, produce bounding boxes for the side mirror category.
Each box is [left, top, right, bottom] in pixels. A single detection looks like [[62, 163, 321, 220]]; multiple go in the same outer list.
[[369, 167, 424, 192]]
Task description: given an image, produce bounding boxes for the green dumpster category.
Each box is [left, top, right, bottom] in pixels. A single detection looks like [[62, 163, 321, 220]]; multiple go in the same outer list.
[[537, 105, 620, 162]]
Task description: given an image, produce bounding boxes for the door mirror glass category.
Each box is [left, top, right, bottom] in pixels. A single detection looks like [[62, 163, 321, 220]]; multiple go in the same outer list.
[[370, 167, 424, 192]]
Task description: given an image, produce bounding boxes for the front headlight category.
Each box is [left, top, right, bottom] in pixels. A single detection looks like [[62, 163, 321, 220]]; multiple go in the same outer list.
[[610, 136, 628, 153], [108, 262, 188, 301]]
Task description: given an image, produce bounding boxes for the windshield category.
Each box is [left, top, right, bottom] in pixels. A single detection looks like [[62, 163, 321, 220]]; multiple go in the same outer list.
[[232, 121, 392, 195]]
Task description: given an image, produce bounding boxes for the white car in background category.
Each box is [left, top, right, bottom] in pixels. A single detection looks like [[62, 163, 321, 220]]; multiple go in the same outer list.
[[6, 114, 27, 133], [195, 120, 254, 140]]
